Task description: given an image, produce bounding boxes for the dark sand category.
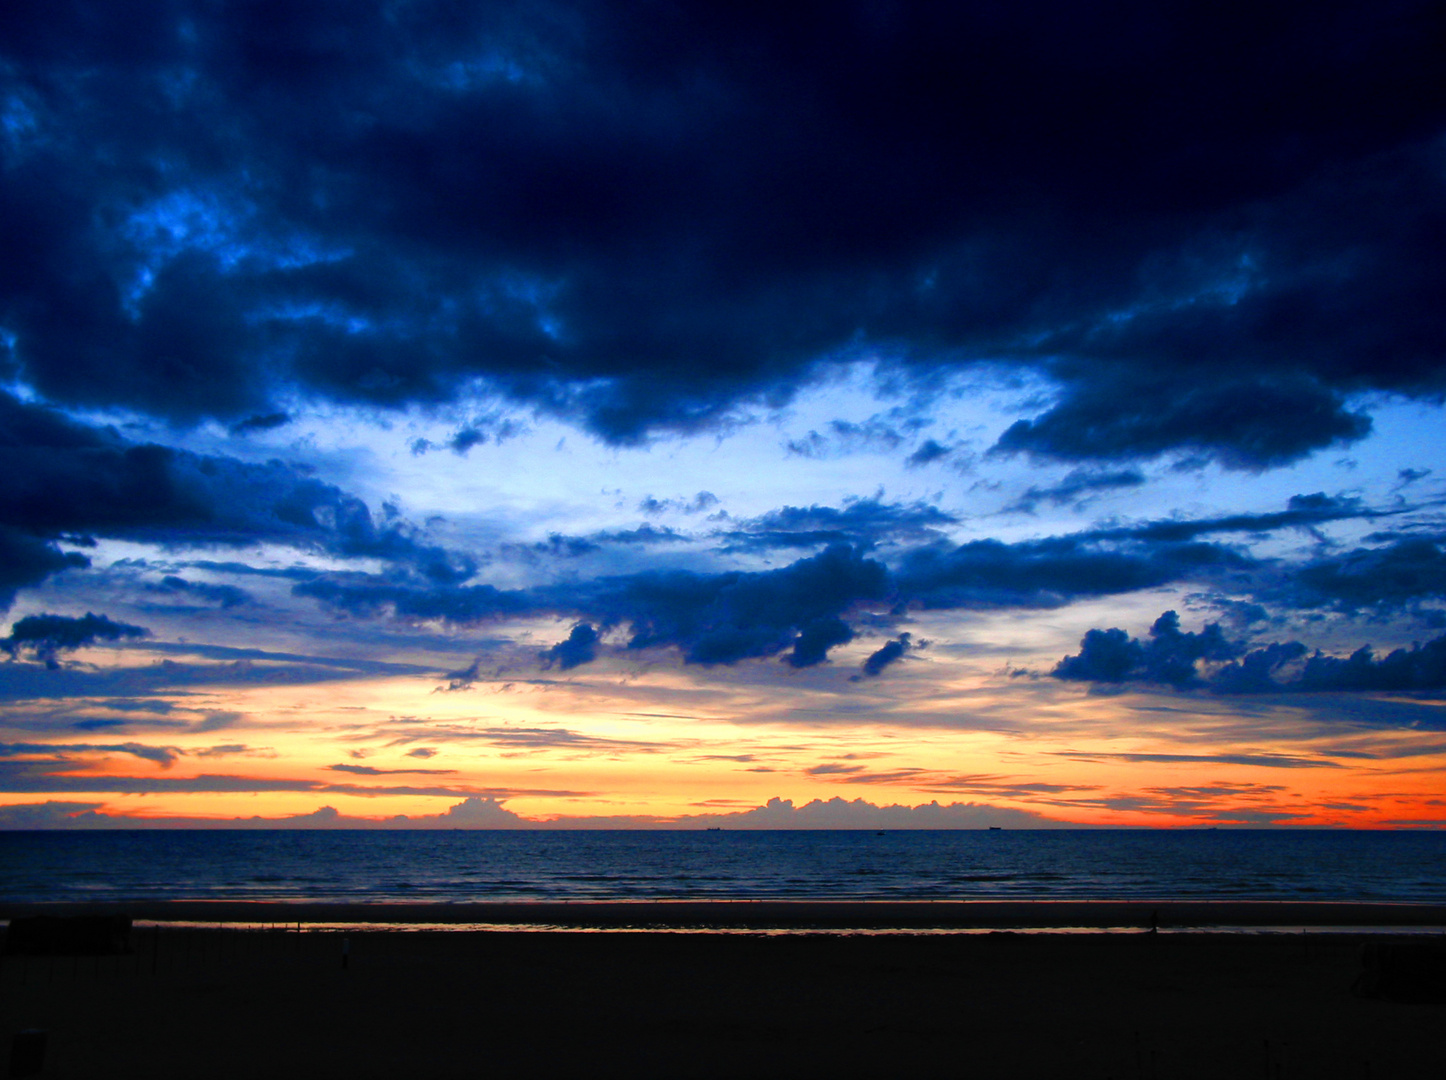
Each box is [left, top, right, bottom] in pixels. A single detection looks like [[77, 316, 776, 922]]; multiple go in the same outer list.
[[3, 904, 1444, 1078]]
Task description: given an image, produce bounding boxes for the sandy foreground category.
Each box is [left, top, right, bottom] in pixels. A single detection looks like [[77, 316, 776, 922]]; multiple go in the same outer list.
[[2, 903, 1444, 1079]]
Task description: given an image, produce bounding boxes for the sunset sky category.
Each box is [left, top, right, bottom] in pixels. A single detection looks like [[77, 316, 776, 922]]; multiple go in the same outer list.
[[1, 1, 1444, 829]]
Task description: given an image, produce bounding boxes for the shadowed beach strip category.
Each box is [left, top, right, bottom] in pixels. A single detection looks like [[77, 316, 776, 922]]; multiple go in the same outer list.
[[4, 899, 1444, 928], [4, 922, 1445, 1078]]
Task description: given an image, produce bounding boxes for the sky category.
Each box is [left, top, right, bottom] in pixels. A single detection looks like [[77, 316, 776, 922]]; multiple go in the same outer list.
[[1, 0, 1444, 830]]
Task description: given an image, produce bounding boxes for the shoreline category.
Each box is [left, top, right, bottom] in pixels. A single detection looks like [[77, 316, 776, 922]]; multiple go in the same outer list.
[[4, 898, 1444, 928]]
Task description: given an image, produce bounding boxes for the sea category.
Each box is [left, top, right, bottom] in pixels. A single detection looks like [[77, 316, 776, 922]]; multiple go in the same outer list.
[[2, 829, 1445, 906]]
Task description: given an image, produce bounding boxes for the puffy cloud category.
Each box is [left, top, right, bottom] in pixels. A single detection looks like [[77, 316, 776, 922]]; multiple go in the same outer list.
[[1218, 636, 1446, 694], [860, 634, 911, 678], [2, 612, 150, 667], [0, 793, 1059, 829], [0, 801, 106, 828], [1053, 610, 1446, 695], [1053, 610, 1241, 688], [0, 795, 539, 829], [432, 795, 529, 828], [784, 616, 854, 669], [584, 543, 889, 667], [688, 796, 1056, 830], [540, 623, 600, 670], [1285, 535, 1446, 613]]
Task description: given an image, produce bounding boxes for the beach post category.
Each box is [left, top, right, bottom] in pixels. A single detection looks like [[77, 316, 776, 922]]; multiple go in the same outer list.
[[9, 1029, 46, 1078]]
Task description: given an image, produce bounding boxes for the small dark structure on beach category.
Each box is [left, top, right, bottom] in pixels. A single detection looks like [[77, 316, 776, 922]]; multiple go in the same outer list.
[[1353, 940, 1446, 1003], [3, 915, 133, 956]]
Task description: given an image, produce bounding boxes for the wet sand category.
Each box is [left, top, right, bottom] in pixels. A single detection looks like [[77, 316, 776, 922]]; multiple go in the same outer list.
[[1, 928, 1442, 1079], [5, 898, 1446, 929], [2, 907, 1445, 1078]]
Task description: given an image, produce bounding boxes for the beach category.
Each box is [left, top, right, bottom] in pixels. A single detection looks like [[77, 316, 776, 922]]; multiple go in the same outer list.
[[3, 904, 1444, 1078]]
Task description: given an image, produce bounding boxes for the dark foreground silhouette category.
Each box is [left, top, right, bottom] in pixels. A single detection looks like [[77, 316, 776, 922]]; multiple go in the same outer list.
[[2, 927, 1443, 1078]]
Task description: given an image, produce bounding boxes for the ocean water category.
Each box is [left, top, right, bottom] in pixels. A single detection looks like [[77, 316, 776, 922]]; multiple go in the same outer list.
[[2, 829, 1445, 905]]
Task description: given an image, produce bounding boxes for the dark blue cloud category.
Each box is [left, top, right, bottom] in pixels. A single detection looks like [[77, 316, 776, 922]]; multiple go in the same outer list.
[[0, 391, 474, 597], [637, 493, 719, 516], [0, 2, 1440, 464], [521, 525, 689, 561], [294, 518, 1265, 670], [541, 623, 600, 671], [1053, 611, 1241, 689], [1054, 610, 1446, 695], [1256, 636, 1446, 693], [784, 417, 926, 459], [722, 498, 958, 552], [147, 576, 253, 609], [905, 440, 954, 467], [0, 643, 435, 703], [299, 542, 890, 668], [860, 634, 911, 678], [1078, 492, 1384, 544], [292, 493, 1416, 671], [994, 373, 1373, 471], [229, 413, 291, 436], [293, 576, 528, 622], [1007, 469, 1146, 514], [894, 536, 1248, 611], [2, 612, 150, 668], [0, 527, 88, 610], [578, 525, 690, 547], [584, 543, 890, 667], [784, 616, 854, 669], [327, 763, 456, 776], [408, 414, 526, 456], [1284, 534, 1446, 614]]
